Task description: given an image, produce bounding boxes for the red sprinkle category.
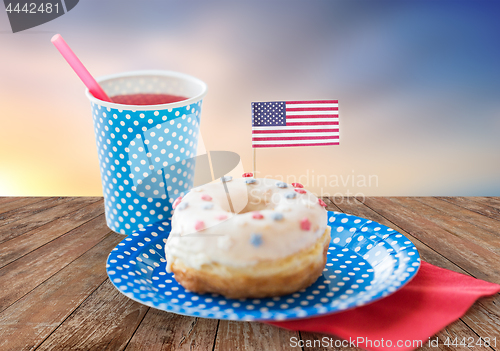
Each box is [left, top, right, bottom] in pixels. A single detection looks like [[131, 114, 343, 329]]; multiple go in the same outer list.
[[216, 214, 228, 221], [292, 183, 304, 188], [242, 172, 254, 177], [318, 198, 327, 207], [194, 220, 205, 231], [252, 212, 264, 220], [201, 194, 212, 201], [300, 218, 311, 231], [172, 196, 182, 209], [294, 188, 306, 194]]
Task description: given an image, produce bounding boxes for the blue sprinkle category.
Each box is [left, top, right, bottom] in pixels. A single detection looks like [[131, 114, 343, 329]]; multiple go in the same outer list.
[[245, 178, 257, 184], [276, 181, 288, 188], [285, 192, 297, 199], [221, 176, 233, 182], [202, 203, 214, 210], [250, 233, 263, 247], [177, 202, 188, 210], [272, 212, 284, 221]]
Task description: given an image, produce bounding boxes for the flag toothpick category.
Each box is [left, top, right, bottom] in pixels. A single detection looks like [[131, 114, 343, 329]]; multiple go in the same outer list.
[[251, 100, 339, 176], [253, 148, 257, 178]]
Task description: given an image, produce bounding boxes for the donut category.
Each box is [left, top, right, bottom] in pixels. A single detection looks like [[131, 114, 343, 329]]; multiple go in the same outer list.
[[164, 177, 331, 298]]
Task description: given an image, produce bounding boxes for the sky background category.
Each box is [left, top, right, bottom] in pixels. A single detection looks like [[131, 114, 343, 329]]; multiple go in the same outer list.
[[0, 0, 499, 196]]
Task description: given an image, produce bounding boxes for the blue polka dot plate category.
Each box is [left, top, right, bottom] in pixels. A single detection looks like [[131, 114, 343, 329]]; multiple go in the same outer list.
[[106, 211, 420, 321]]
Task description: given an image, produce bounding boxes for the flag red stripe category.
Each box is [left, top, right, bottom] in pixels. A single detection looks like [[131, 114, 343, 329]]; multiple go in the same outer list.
[[286, 100, 338, 104], [252, 128, 339, 134], [286, 114, 338, 119], [253, 142, 340, 148], [286, 107, 338, 112], [253, 136, 338, 141], [286, 121, 339, 126]]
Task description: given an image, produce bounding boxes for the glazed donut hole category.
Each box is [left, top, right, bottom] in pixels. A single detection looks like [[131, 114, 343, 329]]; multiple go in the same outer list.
[[218, 180, 319, 215], [239, 188, 281, 213], [236, 182, 318, 215]]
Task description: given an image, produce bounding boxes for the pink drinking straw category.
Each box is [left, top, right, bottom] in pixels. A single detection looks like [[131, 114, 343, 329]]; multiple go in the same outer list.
[[51, 34, 113, 102]]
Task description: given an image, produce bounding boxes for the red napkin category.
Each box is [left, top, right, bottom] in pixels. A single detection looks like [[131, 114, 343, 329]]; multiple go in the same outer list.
[[268, 262, 500, 351]]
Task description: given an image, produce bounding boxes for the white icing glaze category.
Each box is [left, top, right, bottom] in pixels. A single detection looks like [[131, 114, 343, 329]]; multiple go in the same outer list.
[[165, 177, 328, 271]]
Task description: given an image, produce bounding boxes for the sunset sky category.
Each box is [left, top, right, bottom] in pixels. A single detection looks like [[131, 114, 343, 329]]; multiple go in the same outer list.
[[1, 0, 499, 196]]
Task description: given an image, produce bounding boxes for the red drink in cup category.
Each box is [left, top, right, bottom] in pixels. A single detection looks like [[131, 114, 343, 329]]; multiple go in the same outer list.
[[110, 93, 188, 105]]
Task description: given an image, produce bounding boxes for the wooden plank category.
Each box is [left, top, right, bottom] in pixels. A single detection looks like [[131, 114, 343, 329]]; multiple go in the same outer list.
[[416, 197, 500, 237], [0, 199, 105, 269], [0, 197, 102, 245], [321, 196, 341, 212], [0, 233, 123, 351], [0, 214, 111, 313], [440, 197, 500, 221], [420, 319, 492, 351], [327, 197, 470, 275], [0, 197, 48, 215], [125, 310, 218, 351], [326, 196, 359, 210], [35, 280, 149, 351], [214, 320, 299, 351], [389, 197, 500, 256], [439, 197, 500, 222], [300, 330, 363, 351], [0, 197, 74, 228], [360, 197, 500, 284], [468, 197, 500, 210], [460, 294, 500, 345], [0, 197, 27, 206], [0, 197, 20, 204]]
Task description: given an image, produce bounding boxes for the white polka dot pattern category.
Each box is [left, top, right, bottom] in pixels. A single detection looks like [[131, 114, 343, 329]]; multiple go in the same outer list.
[[106, 211, 421, 321], [90, 100, 202, 235]]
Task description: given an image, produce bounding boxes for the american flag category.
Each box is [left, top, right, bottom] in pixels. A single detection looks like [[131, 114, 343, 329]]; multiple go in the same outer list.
[[252, 100, 339, 148]]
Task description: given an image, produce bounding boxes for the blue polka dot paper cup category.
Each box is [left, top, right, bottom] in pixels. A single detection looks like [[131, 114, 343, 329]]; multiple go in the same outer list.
[[85, 71, 207, 234]]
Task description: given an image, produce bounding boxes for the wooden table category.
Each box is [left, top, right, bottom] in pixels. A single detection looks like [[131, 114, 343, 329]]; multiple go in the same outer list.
[[0, 196, 499, 350]]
